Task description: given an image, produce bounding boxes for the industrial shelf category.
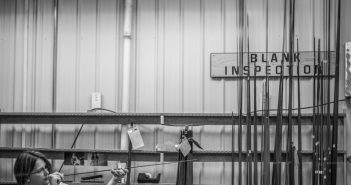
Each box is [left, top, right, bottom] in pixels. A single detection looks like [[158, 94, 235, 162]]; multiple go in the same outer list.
[[0, 112, 347, 185], [0, 112, 345, 125]]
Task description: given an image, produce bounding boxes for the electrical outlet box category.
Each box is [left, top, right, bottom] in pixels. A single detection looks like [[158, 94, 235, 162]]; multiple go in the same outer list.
[[91, 92, 102, 109]]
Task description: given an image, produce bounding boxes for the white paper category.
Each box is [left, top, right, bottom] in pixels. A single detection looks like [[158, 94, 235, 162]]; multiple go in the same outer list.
[[127, 126, 144, 149]]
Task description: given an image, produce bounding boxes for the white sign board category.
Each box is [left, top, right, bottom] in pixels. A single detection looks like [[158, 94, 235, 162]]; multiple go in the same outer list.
[[210, 51, 336, 78]]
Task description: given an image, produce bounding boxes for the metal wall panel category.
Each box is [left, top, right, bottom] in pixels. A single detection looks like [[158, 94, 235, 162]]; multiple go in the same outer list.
[[0, 1, 344, 119], [56, 0, 123, 112]]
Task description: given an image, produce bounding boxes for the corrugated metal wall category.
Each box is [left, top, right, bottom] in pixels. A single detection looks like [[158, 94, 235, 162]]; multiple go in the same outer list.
[[0, 0, 349, 184]]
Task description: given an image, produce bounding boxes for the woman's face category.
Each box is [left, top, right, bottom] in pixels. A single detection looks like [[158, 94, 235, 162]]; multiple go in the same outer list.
[[27, 159, 50, 185]]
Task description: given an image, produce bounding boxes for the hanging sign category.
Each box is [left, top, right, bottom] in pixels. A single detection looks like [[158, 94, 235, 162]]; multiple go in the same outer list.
[[127, 126, 145, 149], [210, 51, 336, 78], [179, 139, 191, 157]]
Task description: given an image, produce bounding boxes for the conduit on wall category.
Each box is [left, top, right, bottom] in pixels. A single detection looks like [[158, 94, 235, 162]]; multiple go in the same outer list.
[[120, 0, 133, 164]]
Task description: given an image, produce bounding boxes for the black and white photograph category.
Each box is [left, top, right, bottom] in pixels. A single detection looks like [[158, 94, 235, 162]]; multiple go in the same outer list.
[[0, 0, 351, 185]]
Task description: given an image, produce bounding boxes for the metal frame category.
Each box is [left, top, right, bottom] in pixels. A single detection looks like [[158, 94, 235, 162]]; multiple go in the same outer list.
[[0, 112, 347, 185], [0, 147, 346, 163], [0, 112, 345, 125]]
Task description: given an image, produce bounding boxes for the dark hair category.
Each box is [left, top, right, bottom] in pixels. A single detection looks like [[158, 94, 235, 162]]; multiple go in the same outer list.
[[14, 151, 52, 185]]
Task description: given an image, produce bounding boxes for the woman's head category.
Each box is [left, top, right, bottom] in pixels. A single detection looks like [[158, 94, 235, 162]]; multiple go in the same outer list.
[[14, 151, 52, 185]]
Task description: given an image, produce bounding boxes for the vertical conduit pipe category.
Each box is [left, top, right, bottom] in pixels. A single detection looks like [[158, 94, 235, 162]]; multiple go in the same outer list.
[[120, 0, 133, 148], [51, 0, 59, 151], [121, 0, 133, 184]]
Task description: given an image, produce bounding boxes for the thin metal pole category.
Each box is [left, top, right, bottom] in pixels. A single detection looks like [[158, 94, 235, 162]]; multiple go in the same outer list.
[[331, 0, 341, 183], [238, 0, 244, 184], [297, 38, 303, 185], [286, 0, 296, 184], [232, 112, 235, 185], [51, 0, 59, 156], [126, 123, 133, 185], [246, 15, 252, 185], [263, 0, 270, 184], [312, 38, 317, 185]]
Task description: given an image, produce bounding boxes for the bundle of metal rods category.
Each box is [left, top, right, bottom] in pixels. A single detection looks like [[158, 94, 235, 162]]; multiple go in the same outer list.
[[234, 0, 342, 184]]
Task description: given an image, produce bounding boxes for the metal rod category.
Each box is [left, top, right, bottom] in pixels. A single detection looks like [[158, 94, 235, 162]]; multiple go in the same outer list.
[[253, 31, 258, 185], [245, 99, 348, 114], [312, 37, 317, 185], [260, 82, 265, 185], [316, 39, 321, 185], [272, 0, 287, 184], [263, 0, 270, 184], [52, 0, 58, 113], [232, 112, 235, 185], [51, 0, 59, 168], [319, 39, 325, 185], [246, 14, 252, 185], [126, 123, 133, 185], [331, 0, 341, 182], [286, 0, 296, 184], [297, 38, 303, 185], [311, 0, 316, 182], [238, 0, 245, 183], [58, 124, 84, 172], [326, 0, 332, 184], [64, 159, 198, 177]]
